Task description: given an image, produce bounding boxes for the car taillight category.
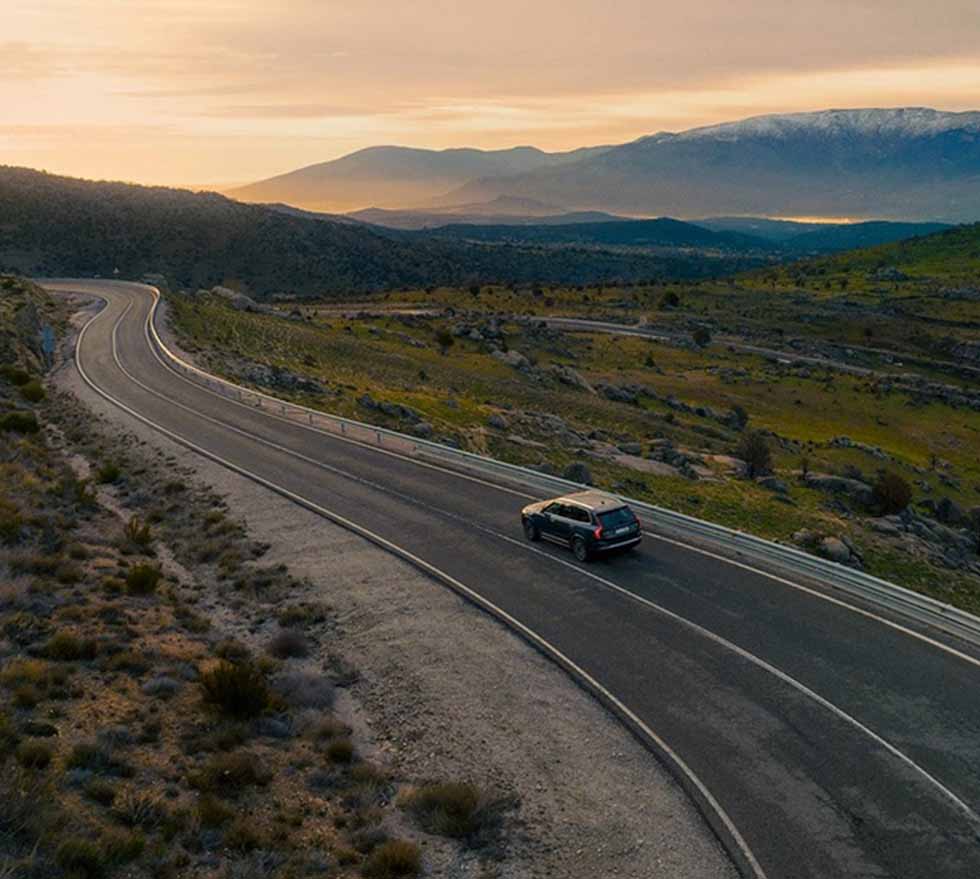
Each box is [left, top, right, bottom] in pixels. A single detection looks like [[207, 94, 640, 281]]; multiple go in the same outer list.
[[594, 526, 603, 539]]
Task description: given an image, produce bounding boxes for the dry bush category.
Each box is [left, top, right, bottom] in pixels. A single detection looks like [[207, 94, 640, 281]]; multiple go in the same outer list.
[[266, 628, 309, 659], [187, 751, 271, 797], [124, 516, 153, 549], [872, 471, 913, 515], [200, 661, 271, 718], [361, 839, 422, 879], [274, 670, 334, 710], [42, 629, 98, 661], [125, 563, 161, 595], [401, 782, 508, 846]]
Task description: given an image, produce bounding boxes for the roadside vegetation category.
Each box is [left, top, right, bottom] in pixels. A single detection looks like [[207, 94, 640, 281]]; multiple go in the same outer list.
[[166, 235, 980, 611], [1, 277, 507, 878]]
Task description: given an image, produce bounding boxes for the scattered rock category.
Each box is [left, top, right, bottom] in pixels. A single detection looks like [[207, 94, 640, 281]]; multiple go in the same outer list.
[[411, 422, 434, 439], [492, 349, 530, 370], [818, 536, 852, 564], [487, 413, 509, 431], [757, 476, 789, 494], [936, 497, 965, 526], [804, 473, 874, 507]]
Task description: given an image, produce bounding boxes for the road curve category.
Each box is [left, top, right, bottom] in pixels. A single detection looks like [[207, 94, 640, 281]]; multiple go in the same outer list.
[[47, 280, 980, 879]]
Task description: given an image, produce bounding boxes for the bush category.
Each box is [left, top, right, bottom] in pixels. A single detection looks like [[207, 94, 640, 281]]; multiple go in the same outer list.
[[362, 839, 422, 878], [266, 628, 309, 659], [872, 472, 912, 515], [735, 430, 772, 478], [692, 327, 712, 347], [0, 365, 31, 386], [56, 837, 106, 879], [111, 787, 164, 828], [96, 462, 121, 484], [275, 670, 335, 709], [401, 782, 504, 843], [65, 742, 132, 777], [126, 563, 161, 595], [15, 739, 53, 770], [196, 793, 234, 827], [325, 737, 355, 764], [19, 380, 45, 403], [124, 516, 153, 548], [43, 630, 98, 661], [100, 827, 145, 864], [200, 661, 271, 718], [0, 411, 39, 434], [187, 751, 271, 796]]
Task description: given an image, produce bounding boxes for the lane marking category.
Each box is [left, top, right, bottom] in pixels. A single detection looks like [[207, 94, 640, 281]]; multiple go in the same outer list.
[[131, 284, 980, 673], [72, 287, 768, 879], [100, 291, 980, 829]]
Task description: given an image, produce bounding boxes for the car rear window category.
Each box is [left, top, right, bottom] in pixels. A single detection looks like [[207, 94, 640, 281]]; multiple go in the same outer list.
[[598, 507, 635, 529]]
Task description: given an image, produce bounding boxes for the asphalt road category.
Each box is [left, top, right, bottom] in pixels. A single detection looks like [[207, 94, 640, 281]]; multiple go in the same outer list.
[[47, 280, 980, 879]]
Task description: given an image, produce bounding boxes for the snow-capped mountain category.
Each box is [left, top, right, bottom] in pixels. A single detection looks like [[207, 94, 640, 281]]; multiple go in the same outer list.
[[436, 109, 980, 222]]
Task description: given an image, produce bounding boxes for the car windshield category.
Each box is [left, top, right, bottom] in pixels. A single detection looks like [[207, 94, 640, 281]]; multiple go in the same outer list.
[[598, 507, 635, 529]]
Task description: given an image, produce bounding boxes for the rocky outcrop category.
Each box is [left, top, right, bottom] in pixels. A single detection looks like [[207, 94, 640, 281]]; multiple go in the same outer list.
[[804, 473, 874, 507]]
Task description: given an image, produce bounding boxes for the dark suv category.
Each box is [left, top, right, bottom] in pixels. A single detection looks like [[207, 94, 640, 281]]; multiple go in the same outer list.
[[521, 491, 642, 561]]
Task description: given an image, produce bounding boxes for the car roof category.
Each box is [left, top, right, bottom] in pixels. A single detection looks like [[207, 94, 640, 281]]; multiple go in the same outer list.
[[556, 491, 628, 512]]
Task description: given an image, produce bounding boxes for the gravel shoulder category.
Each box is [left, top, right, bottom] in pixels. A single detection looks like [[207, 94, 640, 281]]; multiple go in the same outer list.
[[54, 297, 736, 879]]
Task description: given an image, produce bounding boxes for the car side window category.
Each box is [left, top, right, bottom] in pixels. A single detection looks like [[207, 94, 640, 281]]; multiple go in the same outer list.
[[543, 502, 562, 515], [567, 506, 588, 522]]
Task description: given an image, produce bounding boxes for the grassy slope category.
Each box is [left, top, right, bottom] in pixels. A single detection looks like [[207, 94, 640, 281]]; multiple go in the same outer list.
[[168, 292, 980, 612]]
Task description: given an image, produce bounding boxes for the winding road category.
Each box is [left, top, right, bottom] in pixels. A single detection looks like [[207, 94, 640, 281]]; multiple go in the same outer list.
[[46, 280, 980, 879]]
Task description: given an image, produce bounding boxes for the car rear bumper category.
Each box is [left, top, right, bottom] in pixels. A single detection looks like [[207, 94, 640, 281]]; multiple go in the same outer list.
[[593, 535, 642, 553]]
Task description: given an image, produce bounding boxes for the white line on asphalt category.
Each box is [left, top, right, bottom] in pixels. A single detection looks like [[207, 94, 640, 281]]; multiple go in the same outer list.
[[98, 289, 980, 829]]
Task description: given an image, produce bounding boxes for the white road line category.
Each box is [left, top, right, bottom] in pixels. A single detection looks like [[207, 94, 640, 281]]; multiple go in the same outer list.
[[133, 284, 980, 674], [100, 291, 980, 829], [73, 288, 768, 879]]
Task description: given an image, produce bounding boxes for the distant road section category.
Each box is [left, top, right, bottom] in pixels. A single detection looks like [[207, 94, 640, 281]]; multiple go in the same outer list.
[[46, 279, 980, 879]]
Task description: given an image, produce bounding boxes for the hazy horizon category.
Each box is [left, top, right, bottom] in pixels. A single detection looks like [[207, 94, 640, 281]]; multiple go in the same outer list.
[[6, 1, 980, 187]]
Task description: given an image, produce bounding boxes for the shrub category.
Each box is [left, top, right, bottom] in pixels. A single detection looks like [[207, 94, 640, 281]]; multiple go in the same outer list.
[[126, 564, 161, 595], [213, 638, 251, 661], [15, 739, 53, 770], [196, 793, 234, 827], [85, 778, 118, 806], [266, 628, 309, 659], [111, 787, 164, 828], [275, 670, 335, 710], [187, 751, 271, 796], [56, 837, 106, 879], [401, 782, 504, 843], [362, 839, 422, 878], [43, 630, 98, 661], [124, 516, 153, 548], [19, 380, 45, 403], [0, 711, 19, 756], [692, 327, 712, 347], [65, 742, 132, 777], [96, 462, 121, 484], [729, 404, 749, 430], [223, 816, 267, 852], [0, 411, 39, 434], [100, 827, 145, 864], [872, 472, 912, 515], [434, 328, 454, 355], [141, 675, 181, 699], [200, 661, 271, 718], [0, 365, 31, 386], [325, 737, 355, 764], [735, 430, 772, 478]]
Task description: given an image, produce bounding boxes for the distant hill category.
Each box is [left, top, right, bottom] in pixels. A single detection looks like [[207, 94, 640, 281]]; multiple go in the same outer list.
[[700, 217, 953, 251], [417, 217, 773, 251], [785, 223, 980, 286], [437, 109, 980, 222], [227, 144, 611, 213], [0, 166, 762, 297], [348, 202, 628, 230]]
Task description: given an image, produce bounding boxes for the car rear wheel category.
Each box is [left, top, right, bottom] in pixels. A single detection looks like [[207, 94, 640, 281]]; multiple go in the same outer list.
[[571, 536, 590, 562], [523, 518, 540, 541]]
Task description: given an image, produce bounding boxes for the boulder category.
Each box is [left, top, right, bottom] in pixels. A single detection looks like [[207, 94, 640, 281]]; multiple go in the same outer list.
[[804, 473, 874, 507], [936, 497, 965, 525], [596, 383, 638, 405], [757, 476, 789, 494], [492, 349, 530, 369], [411, 422, 434, 439], [562, 462, 593, 485], [618, 442, 643, 456], [548, 364, 595, 393], [818, 537, 852, 564], [487, 413, 509, 430]]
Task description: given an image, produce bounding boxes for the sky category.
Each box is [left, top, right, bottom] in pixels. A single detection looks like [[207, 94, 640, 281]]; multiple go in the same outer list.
[[4, 0, 980, 187]]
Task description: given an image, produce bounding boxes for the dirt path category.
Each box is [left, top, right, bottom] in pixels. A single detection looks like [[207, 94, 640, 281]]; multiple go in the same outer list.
[[53, 301, 737, 879]]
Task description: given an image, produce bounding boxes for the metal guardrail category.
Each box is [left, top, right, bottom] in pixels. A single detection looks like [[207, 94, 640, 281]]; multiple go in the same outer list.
[[148, 296, 980, 650]]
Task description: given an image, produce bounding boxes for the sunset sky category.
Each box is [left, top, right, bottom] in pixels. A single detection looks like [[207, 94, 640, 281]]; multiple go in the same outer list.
[[5, 0, 980, 187]]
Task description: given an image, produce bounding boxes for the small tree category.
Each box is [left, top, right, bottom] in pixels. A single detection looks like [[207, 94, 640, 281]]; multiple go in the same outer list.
[[434, 328, 454, 355], [735, 430, 772, 478], [692, 327, 712, 347], [872, 471, 912, 515], [729, 404, 749, 431]]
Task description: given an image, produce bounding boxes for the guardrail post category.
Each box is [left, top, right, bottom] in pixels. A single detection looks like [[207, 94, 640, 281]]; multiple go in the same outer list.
[[281, 404, 286, 415], [376, 431, 382, 444], [308, 413, 313, 425], [341, 423, 346, 435]]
